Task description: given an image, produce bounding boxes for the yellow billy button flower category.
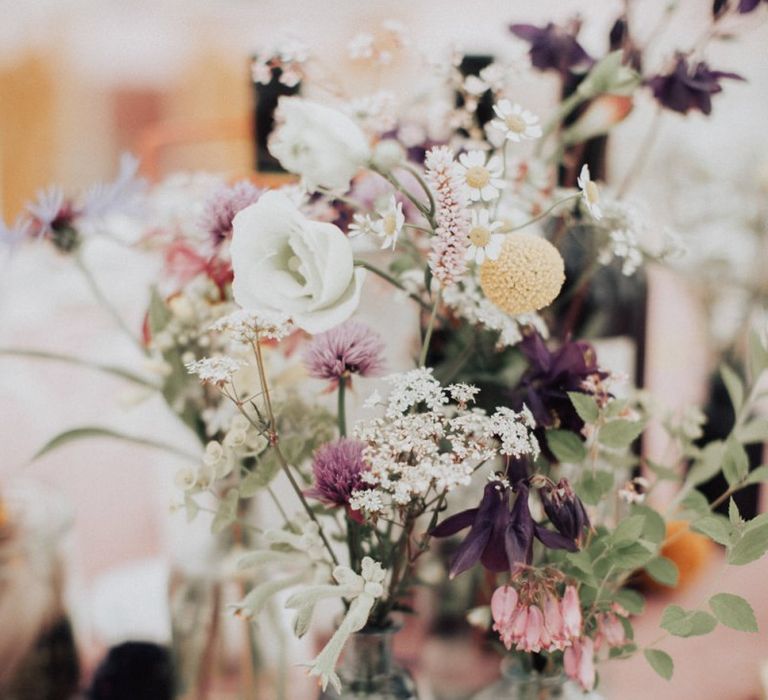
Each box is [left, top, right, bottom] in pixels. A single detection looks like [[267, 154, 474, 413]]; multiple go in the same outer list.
[[479, 232, 565, 315]]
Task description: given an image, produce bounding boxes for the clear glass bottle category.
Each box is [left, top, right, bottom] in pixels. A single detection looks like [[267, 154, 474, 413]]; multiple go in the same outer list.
[[319, 624, 418, 700]]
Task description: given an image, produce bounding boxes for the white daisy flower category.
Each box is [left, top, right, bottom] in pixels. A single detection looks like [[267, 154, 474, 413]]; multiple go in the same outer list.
[[466, 209, 503, 264], [371, 196, 405, 250], [577, 164, 602, 220], [490, 100, 543, 143], [457, 150, 505, 202]]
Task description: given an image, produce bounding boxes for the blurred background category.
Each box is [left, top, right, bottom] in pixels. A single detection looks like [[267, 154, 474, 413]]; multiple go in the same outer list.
[[1, 1, 767, 698]]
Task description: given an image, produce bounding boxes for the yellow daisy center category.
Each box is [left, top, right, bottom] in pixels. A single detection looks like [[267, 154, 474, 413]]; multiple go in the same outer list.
[[469, 225, 491, 247], [465, 165, 491, 189], [504, 114, 527, 133], [383, 213, 397, 235], [585, 181, 600, 204]]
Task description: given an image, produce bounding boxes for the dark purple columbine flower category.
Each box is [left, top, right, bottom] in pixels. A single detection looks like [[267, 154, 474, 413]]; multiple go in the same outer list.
[[539, 478, 591, 547], [303, 320, 386, 386], [648, 56, 744, 115], [510, 23, 593, 76], [737, 0, 766, 13], [306, 438, 368, 508], [431, 480, 576, 579], [513, 332, 606, 437], [201, 180, 263, 246]]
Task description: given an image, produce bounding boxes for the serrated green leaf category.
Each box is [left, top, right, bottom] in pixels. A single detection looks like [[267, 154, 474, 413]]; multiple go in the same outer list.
[[599, 419, 644, 449], [577, 470, 614, 505], [615, 588, 645, 615], [645, 557, 679, 587], [612, 515, 647, 544], [633, 505, 667, 544], [660, 605, 717, 637], [709, 593, 758, 632], [546, 429, 587, 463], [32, 426, 199, 462], [568, 392, 599, 423], [692, 514, 733, 546], [722, 436, 749, 487], [728, 522, 768, 565], [686, 441, 726, 486], [745, 465, 768, 485], [736, 419, 768, 444], [0, 347, 159, 389], [611, 541, 655, 570], [720, 364, 744, 413], [748, 330, 768, 381], [644, 649, 674, 680], [729, 498, 743, 525], [680, 489, 711, 517]]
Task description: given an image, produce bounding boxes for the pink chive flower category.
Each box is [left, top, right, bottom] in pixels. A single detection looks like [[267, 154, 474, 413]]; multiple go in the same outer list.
[[424, 146, 470, 286], [303, 320, 385, 385], [201, 180, 263, 245], [564, 637, 596, 691], [561, 585, 582, 639], [306, 438, 368, 509]]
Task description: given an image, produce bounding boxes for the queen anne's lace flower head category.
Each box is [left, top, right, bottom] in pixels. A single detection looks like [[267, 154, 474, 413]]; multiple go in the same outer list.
[[185, 356, 245, 386]]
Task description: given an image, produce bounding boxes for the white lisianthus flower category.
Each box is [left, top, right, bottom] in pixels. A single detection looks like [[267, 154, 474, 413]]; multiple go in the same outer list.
[[231, 191, 365, 334], [269, 97, 371, 192]]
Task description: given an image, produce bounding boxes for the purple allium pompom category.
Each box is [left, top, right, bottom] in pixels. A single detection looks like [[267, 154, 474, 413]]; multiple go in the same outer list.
[[303, 320, 386, 385], [306, 438, 368, 508], [201, 180, 263, 245]]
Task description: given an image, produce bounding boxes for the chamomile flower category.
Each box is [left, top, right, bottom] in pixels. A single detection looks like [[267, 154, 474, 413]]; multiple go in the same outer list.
[[457, 151, 505, 202], [577, 164, 602, 220], [490, 101, 543, 143], [466, 209, 503, 264], [372, 196, 405, 250]]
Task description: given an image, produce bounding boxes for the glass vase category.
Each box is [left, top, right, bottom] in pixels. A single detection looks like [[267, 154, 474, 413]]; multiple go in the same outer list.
[[319, 623, 418, 700], [472, 660, 604, 700]]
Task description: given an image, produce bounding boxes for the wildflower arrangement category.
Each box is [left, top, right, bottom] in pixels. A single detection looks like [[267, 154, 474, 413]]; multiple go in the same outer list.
[[4, 5, 768, 697]]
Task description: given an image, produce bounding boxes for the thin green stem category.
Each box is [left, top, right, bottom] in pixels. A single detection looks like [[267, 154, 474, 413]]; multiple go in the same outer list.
[[337, 379, 347, 438], [354, 259, 433, 314], [419, 289, 441, 368], [505, 194, 581, 234], [397, 163, 437, 219]]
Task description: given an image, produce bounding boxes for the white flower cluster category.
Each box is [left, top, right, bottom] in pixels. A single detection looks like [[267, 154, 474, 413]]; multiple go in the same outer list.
[[598, 229, 643, 276], [442, 274, 548, 347], [210, 308, 294, 342], [349, 370, 538, 515], [185, 355, 244, 386]]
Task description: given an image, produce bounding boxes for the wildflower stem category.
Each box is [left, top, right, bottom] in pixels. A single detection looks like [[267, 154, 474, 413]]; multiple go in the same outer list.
[[397, 163, 437, 219], [337, 379, 347, 438], [505, 194, 581, 234], [354, 259, 434, 314], [419, 289, 441, 368], [74, 252, 146, 354], [616, 106, 663, 199]]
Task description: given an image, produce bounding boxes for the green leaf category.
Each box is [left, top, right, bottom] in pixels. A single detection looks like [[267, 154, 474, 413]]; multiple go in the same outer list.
[[680, 489, 711, 518], [633, 505, 667, 544], [0, 347, 158, 389], [687, 441, 725, 486], [644, 649, 674, 680], [728, 522, 768, 565], [729, 498, 743, 526], [748, 329, 768, 383], [660, 605, 717, 637], [722, 437, 749, 487], [645, 459, 679, 481], [239, 456, 282, 496], [736, 419, 768, 444], [184, 495, 199, 523], [577, 470, 614, 505], [568, 392, 599, 423], [211, 489, 239, 534], [720, 364, 744, 413], [599, 419, 644, 449], [708, 593, 758, 632], [611, 541, 656, 571], [645, 557, 679, 587], [546, 429, 587, 463], [32, 426, 199, 462], [612, 515, 647, 544], [745, 465, 768, 485], [692, 514, 733, 546], [615, 588, 645, 615]]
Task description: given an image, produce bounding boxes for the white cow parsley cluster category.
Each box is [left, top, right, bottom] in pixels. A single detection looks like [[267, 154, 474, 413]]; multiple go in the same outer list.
[[210, 308, 294, 342], [442, 274, 548, 347], [184, 355, 245, 386], [349, 370, 538, 515]]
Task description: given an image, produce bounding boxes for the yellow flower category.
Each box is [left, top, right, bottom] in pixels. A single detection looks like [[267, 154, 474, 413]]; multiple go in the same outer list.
[[479, 233, 565, 315]]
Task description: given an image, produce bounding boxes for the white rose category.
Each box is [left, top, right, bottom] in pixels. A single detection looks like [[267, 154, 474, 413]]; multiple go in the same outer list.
[[269, 97, 371, 192], [231, 190, 365, 334]]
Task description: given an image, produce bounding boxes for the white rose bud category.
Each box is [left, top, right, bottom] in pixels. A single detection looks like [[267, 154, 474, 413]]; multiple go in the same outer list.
[[269, 97, 371, 192], [231, 191, 365, 334], [371, 139, 405, 172]]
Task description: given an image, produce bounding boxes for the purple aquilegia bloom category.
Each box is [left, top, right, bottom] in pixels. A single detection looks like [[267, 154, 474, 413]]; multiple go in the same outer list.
[[540, 478, 591, 548], [513, 332, 606, 436], [306, 438, 368, 508], [303, 320, 386, 386], [648, 56, 744, 115], [737, 0, 767, 12], [510, 23, 593, 76], [432, 480, 576, 579], [201, 180, 264, 246]]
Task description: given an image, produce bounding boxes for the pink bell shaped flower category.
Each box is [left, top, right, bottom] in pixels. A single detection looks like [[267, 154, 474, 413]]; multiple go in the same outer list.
[[561, 585, 582, 639], [564, 637, 596, 691], [596, 612, 626, 649]]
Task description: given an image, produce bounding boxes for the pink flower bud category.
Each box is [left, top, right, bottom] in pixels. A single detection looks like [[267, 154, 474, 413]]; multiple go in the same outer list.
[[561, 585, 582, 639], [543, 595, 567, 650], [491, 585, 519, 624], [564, 637, 596, 691], [600, 612, 626, 648]]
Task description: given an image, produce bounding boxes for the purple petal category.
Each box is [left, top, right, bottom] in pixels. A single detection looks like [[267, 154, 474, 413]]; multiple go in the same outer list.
[[504, 484, 535, 567], [535, 524, 578, 552], [431, 508, 479, 538]]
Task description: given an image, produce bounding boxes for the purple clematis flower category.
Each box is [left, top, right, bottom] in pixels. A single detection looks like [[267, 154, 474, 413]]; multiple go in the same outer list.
[[431, 480, 577, 579], [648, 56, 744, 115], [510, 23, 593, 76]]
